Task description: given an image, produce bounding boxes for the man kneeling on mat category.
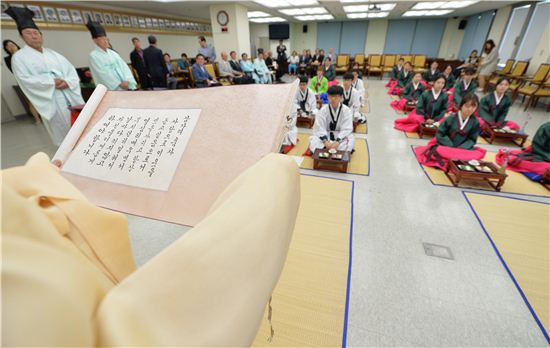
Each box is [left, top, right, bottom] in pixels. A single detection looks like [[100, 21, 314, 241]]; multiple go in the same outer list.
[[305, 85, 354, 156], [415, 93, 486, 170]]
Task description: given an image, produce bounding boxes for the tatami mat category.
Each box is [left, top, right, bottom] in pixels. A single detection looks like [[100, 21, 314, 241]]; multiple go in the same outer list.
[[416, 149, 549, 197], [253, 175, 353, 347], [286, 133, 370, 176], [464, 192, 549, 341]]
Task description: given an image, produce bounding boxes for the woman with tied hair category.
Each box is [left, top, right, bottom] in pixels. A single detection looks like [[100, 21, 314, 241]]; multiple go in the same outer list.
[[415, 93, 486, 170], [477, 77, 519, 131], [477, 39, 499, 92]]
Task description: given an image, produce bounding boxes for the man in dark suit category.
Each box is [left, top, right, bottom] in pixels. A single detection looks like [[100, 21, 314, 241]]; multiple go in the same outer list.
[[129, 37, 150, 90], [192, 54, 220, 88], [143, 35, 168, 89]]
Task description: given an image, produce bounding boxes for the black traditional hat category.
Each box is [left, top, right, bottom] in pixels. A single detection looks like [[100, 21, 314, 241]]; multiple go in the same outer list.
[[5, 6, 39, 34], [85, 15, 106, 38]]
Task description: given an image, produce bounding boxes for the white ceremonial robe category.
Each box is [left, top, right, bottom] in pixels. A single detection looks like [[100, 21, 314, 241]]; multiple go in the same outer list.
[[253, 58, 272, 84], [343, 87, 366, 123], [89, 47, 137, 91], [283, 88, 318, 146], [352, 79, 366, 106], [309, 103, 355, 152], [12, 45, 85, 146]]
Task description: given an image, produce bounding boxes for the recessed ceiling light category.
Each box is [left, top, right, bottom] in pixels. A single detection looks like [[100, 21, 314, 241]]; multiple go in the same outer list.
[[343, 3, 395, 12], [347, 13, 368, 18], [413, 1, 476, 10], [248, 11, 271, 18], [368, 11, 389, 17], [295, 15, 316, 21], [295, 14, 333, 21], [403, 9, 452, 16], [249, 16, 287, 23], [314, 14, 334, 20], [279, 7, 327, 15], [255, 0, 318, 7]]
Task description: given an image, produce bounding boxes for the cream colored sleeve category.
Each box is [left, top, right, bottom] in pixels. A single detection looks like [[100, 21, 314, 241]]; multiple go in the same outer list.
[[96, 153, 301, 346]]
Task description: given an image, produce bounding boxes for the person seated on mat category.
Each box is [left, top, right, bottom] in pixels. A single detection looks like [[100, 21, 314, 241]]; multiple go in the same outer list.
[[192, 54, 220, 88], [415, 93, 486, 170], [495, 121, 550, 176], [343, 72, 366, 124], [351, 69, 366, 106], [422, 60, 441, 87], [451, 68, 477, 110], [390, 72, 425, 112], [253, 52, 272, 84], [282, 76, 319, 154], [239, 53, 259, 83], [287, 50, 299, 76], [386, 57, 404, 88], [477, 77, 519, 131], [388, 61, 413, 96], [305, 85, 354, 156], [310, 67, 328, 96], [442, 65, 456, 93], [322, 57, 337, 87], [394, 75, 448, 132]]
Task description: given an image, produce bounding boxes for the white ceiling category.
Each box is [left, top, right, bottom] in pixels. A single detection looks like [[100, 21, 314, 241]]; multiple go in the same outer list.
[[88, 0, 522, 22]]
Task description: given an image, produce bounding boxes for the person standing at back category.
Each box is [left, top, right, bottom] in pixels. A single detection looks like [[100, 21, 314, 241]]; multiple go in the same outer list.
[[198, 36, 216, 62], [129, 37, 151, 90], [143, 35, 168, 89]]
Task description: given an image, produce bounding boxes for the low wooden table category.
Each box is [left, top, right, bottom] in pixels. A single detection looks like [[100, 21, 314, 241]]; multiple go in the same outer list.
[[445, 159, 507, 191], [481, 126, 528, 147], [297, 112, 315, 128], [542, 169, 550, 191], [313, 149, 350, 173], [417, 122, 438, 139], [404, 102, 416, 113]]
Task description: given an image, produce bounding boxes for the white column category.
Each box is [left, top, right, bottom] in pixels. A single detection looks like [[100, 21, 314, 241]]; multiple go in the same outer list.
[[209, 4, 251, 57]]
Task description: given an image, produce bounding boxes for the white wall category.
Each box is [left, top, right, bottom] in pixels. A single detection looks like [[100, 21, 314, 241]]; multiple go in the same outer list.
[[488, 6, 512, 46], [1, 28, 212, 117], [209, 4, 250, 57], [364, 19, 388, 55], [438, 18, 465, 59], [527, 21, 550, 75], [249, 23, 291, 57], [290, 22, 317, 53]]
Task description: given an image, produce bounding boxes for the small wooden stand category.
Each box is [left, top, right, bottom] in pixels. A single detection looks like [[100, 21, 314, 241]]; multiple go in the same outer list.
[[445, 159, 507, 191], [481, 126, 528, 147], [417, 122, 438, 139], [297, 111, 315, 128], [313, 149, 350, 173]]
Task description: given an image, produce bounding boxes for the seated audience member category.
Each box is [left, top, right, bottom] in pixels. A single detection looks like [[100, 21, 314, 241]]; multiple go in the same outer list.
[[192, 54, 219, 88], [389, 61, 413, 95], [239, 53, 259, 83], [386, 57, 404, 88], [254, 52, 272, 84], [177, 53, 190, 71], [477, 77, 518, 131], [415, 93, 486, 170], [310, 67, 329, 95], [454, 49, 479, 77], [351, 63, 363, 79], [282, 76, 319, 154], [342, 73, 366, 124], [452, 68, 477, 108], [496, 122, 550, 176], [325, 48, 336, 65], [218, 51, 252, 84], [163, 53, 178, 89], [442, 65, 456, 92], [288, 51, 299, 75], [391, 72, 425, 112], [299, 50, 310, 68], [351, 69, 365, 106], [394, 75, 448, 132], [307, 85, 355, 155], [323, 57, 337, 87], [265, 51, 275, 69], [422, 60, 441, 87], [229, 51, 246, 74]]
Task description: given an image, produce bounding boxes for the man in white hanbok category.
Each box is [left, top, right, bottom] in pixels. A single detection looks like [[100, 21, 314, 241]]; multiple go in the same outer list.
[[8, 6, 84, 146], [307, 85, 354, 154], [343, 73, 366, 124], [351, 69, 366, 107], [282, 76, 318, 153], [86, 18, 137, 91]]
